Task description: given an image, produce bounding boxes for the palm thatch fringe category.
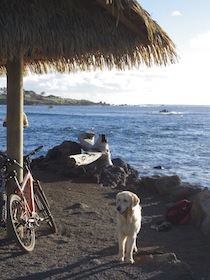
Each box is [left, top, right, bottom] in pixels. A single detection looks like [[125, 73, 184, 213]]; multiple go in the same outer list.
[[0, 0, 178, 75]]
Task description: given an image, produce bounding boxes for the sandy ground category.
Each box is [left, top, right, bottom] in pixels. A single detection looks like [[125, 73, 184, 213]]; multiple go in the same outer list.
[[0, 170, 210, 280]]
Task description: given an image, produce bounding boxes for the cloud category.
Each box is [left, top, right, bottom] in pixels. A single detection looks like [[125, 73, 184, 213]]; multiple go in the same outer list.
[[189, 30, 210, 51], [0, 62, 209, 105], [171, 10, 182, 17], [1, 59, 208, 106], [0, 28, 210, 106], [19, 69, 169, 105]]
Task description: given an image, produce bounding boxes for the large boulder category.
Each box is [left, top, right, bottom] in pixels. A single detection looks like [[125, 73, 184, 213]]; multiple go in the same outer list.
[[155, 175, 182, 195], [83, 158, 141, 188], [141, 175, 182, 196], [97, 165, 127, 187], [191, 188, 210, 237], [141, 175, 162, 192], [33, 143, 140, 187], [44, 141, 81, 162], [169, 183, 202, 202], [32, 141, 81, 174], [112, 158, 141, 188]]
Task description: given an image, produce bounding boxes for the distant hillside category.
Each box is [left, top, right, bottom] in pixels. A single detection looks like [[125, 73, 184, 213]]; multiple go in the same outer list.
[[0, 88, 109, 106]]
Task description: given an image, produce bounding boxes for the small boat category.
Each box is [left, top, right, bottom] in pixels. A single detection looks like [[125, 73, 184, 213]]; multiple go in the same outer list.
[[48, 105, 54, 109], [159, 109, 169, 113]]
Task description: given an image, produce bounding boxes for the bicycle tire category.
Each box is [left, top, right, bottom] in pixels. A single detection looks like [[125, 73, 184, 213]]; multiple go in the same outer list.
[[34, 180, 57, 233], [0, 191, 7, 227], [8, 194, 35, 252]]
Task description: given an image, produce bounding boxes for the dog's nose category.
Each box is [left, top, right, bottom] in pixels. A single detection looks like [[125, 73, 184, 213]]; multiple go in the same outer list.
[[117, 206, 121, 212]]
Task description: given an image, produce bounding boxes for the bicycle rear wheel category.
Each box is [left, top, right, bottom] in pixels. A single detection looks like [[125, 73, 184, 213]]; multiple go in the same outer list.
[[0, 191, 7, 227], [34, 180, 57, 233], [8, 194, 35, 252]]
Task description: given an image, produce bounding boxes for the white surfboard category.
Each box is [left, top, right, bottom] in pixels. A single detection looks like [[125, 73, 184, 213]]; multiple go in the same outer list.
[[68, 152, 102, 167]]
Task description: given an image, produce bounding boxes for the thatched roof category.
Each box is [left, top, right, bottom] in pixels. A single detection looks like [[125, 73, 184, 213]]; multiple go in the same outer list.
[[0, 0, 178, 75]]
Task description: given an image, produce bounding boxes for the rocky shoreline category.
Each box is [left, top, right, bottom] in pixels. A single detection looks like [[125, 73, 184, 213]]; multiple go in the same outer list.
[[2, 173, 207, 279], [33, 140, 210, 240], [0, 139, 209, 279]]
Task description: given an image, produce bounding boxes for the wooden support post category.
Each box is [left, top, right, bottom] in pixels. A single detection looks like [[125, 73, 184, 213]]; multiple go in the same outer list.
[[6, 59, 24, 192], [6, 59, 24, 238]]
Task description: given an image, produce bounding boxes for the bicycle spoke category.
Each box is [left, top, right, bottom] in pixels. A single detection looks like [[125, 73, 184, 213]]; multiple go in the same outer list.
[[8, 194, 35, 252]]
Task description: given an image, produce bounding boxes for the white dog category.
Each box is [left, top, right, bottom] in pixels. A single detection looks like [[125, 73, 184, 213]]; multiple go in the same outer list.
[[116, 191, 142, 264]]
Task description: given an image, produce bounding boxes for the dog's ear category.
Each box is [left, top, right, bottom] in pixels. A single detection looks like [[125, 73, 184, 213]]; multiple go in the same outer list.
[[132, 193, 140, 208], [116, 193, 120, 204]]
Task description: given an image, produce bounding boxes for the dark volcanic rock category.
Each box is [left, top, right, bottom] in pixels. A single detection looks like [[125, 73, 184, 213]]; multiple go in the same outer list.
[[32, 143, 140, 187]]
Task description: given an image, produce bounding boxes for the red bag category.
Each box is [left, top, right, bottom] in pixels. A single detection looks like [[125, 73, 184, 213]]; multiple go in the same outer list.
[[165, 199, 192, 225]]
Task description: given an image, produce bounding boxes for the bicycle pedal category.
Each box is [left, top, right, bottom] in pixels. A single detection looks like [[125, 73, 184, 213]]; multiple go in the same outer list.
[[34, 216, 44, 227]]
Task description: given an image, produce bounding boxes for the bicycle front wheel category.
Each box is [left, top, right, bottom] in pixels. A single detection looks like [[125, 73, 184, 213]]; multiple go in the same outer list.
[[34, 180, 57, 233], [8, 194, 35, 252]]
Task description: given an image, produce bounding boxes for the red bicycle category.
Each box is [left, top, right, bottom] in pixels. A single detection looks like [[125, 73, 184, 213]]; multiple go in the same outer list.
[[0, 146, 56, 252]]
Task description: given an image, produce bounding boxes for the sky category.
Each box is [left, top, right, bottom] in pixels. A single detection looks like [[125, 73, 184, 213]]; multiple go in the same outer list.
[[1, 0, 210, 105]]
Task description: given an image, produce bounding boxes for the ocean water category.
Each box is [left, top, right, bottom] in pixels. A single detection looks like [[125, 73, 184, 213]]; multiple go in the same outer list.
[[0, 104, 210, 188]]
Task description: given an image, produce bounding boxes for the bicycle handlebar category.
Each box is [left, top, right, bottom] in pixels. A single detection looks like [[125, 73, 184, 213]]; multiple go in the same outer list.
[[24, 145, 43, 159], [0, 145, 43, 169], [0, 153, 21, 169]]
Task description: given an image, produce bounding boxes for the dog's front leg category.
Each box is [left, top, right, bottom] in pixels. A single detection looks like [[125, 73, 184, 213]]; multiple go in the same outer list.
[[134, 238, 138, 253], [118, 233, 126, 262], [125, 235, 136, 264]]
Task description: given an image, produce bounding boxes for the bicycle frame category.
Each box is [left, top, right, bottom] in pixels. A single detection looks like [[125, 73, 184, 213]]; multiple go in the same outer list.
[[1, 146, 56, 252], [13, 165, 36, 222]]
